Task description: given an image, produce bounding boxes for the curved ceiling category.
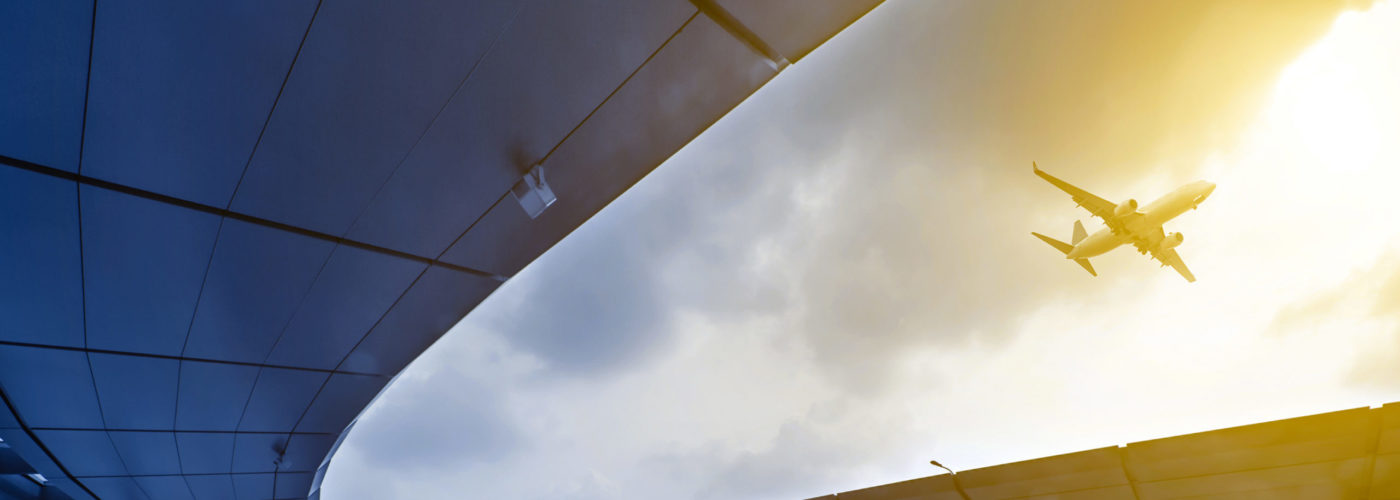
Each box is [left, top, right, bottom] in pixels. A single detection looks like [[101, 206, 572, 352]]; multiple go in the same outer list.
[[0, 0, 881, 498]]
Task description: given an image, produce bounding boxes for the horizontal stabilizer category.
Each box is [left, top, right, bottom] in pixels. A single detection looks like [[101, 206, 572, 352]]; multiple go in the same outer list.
[[1032, 232, 1074, 254], [1033, 232, 1097, 277], [1075, 258, 1097, 276]]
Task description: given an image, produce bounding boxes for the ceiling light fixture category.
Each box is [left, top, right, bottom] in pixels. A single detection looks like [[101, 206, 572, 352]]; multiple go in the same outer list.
[[511, 162, 556, 219]]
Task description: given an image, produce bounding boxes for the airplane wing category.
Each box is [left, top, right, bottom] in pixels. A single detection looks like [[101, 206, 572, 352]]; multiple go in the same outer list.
[[1152, 247, 1196, 282], [1033, 163, 1118, 223]]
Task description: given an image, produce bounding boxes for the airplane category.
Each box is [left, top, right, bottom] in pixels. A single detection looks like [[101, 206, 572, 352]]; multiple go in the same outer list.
[[1031, 163, 1215, 282]]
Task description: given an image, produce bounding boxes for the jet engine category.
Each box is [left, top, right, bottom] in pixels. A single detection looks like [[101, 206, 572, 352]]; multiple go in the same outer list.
[[1114, 199, 1138, 217], [1160, 232, 1184, 250]]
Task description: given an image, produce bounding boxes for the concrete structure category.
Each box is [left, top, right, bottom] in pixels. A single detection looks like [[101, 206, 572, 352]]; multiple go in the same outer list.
[[0, 1, 882, 498], [811, 403, 1400, 500]]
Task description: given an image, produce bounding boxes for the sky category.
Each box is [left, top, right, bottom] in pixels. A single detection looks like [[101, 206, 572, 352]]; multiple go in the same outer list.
[[320, 1, 1400, 498]]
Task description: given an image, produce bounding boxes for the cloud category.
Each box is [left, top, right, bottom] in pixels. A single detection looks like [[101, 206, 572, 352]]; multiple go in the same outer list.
[[1351, 334, 1400, 389], [1274, 252, 1400, 390], [480, 229, 674, 376], [646, 395, 936, 500], [350, 364, 524, 470]]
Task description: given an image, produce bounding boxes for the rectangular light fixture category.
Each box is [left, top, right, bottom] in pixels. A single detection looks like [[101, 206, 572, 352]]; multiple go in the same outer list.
[[511, 163, 556, 219]]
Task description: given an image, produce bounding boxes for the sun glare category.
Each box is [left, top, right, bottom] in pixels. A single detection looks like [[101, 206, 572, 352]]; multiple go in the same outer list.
[[1270, 2, 1400, 172]]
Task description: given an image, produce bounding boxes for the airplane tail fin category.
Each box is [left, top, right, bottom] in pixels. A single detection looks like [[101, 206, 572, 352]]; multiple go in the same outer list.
[[1032, 231, 1097, 277], [1072, 220, 1087, 244]]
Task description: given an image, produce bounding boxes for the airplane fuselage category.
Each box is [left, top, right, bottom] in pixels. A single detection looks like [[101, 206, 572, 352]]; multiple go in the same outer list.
[[1065, 180, 1215, 260]]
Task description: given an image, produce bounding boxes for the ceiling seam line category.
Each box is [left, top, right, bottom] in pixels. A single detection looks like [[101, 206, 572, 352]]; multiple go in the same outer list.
[[72, 471, 318, 479], [434, 191, 509, 263], [275, 266, 434, 494], [273, 380, 326, 498], [1117, 446, 1143, 500], [327, 266, 429, 375], [0, 155, 506, 282], [221, 0, 327, 210], [176, 217, 226, 359], [226, 240, 337, 481], [1357, 407, 1383, 499], [34, 428, 335, 436], [170, 360, 197, 498], [257, 244, 338, 365], [89, 357, 155, 500], [80, 178, 150, 499], [432, 10, 701, 263], [228, 368, 268, 457], [74, 0, 97, 175], [1122, 453, 1380, 488], [337, 1, 527, 240], [0, 386, 104, 500], [531, 10, 698, 172], [0, 340, 388, 378], [690, 0, 788, 69]]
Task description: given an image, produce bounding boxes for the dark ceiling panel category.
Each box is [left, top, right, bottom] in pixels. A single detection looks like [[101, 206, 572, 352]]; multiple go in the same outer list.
[[232, 473, 274, 500], [0, 388, 17, 429], [345, 0, 695, 257], [107, 431, 181, 476], [237, 368, 327, 433], [713, 0, 882, 63], [440, 14, 777, 275], [264, 245, 426, 371], [1375, 454, 1400, 498], [280, 434, 337, 474], [132, 476, 195, 500], [0, 0, 90, 171], [175, 433, 235, 475], [1380, 403, 1400, 454], [80, 186, 221, 356], [1123, 408, 1374, 482], [231, 433, 287, 474], [824, 474, 962, 500], [185, 474, 237, 500], [77, 477, 148, 500], [176, 361, 261, 432], [33, 430, 126, 477], [0, 429, 66, 481], [274, 471, 314, 499], [183, 219, 335, 364], [957, 447, 1129, 499], [0, 168, 83, 348], [0, 475, 43, 499], [1134, 458, 1369, 499], [230, 0, 520, 236], [80, 0, 318, 206], [42, 477, 98, 500], [294, 374, 386, 434], [89, 353, 179, 430], [339, 266, 499, 375], [0, 346, 103, 429]]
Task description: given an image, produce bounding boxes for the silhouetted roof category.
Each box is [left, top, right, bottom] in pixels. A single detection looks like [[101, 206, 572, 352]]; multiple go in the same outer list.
[[810, 402, 1400, 500], [0, 1, 882, 499]]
